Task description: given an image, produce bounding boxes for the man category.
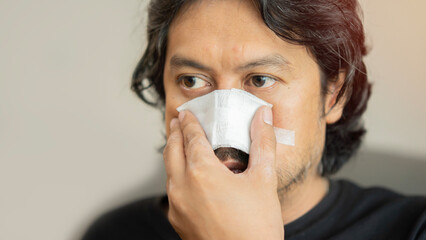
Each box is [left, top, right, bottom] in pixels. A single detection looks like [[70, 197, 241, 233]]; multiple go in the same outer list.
[[82, 0, 426, 239]]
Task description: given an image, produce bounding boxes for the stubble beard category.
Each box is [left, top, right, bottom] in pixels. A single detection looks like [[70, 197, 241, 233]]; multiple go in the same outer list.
[[213, 147, 313, 194]]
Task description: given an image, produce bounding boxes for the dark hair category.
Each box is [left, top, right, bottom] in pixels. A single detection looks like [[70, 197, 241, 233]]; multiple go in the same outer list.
[[131, 0, 372, 176]]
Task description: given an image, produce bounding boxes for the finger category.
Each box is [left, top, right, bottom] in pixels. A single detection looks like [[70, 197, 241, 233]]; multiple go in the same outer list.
[[246, 106, 277, 178], [178, 110, 217, 169], [163, 118, 185, 179]]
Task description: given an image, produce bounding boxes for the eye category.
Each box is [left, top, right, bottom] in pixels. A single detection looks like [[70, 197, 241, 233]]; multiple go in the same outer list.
[[178, 75, 210, 89], [249, 75, 277, 88]]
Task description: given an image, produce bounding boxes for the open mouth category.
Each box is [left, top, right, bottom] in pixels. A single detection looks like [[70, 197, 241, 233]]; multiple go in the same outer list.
[[214, 147, 249, 174]]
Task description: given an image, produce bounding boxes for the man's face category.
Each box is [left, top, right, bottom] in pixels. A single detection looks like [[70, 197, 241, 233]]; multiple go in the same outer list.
[[163, 0, 337, 193]]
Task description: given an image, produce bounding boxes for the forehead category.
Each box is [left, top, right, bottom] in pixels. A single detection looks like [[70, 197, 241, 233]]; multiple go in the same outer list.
[[170, 0, 271, 40], [167, 0, 302, 63]]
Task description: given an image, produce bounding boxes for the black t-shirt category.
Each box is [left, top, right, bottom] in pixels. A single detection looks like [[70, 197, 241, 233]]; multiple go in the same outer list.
[[81, 179, 426, 240]]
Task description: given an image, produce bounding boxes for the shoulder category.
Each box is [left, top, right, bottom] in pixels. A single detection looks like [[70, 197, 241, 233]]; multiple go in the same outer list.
[[334, 179, 426, 240], [81, 195, 179, 240], [337, 179, 425, 212]]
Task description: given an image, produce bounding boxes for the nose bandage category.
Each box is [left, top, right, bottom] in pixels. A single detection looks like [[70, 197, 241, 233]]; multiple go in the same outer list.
[[176, 88, 295, 154]]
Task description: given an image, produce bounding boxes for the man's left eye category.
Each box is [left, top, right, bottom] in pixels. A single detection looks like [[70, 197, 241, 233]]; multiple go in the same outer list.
[[249, 75, 276, 88]]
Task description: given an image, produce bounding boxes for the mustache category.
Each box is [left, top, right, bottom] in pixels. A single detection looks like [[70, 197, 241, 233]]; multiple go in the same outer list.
[[214, 147, 249, 166]]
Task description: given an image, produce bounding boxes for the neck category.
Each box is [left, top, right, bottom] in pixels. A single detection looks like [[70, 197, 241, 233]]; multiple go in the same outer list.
[[279, 173, 329, 225]]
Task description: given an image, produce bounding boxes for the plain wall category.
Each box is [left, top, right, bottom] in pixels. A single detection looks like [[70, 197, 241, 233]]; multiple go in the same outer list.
[[0, 1, 425, 240], [360, 0, 426, 158]]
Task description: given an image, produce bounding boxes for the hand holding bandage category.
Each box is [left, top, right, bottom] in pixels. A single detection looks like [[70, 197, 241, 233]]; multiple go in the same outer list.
[[163, 106, 284, 240]]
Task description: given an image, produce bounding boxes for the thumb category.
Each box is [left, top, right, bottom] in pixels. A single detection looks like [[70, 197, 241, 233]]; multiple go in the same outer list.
[[246, 106, 277, 178]]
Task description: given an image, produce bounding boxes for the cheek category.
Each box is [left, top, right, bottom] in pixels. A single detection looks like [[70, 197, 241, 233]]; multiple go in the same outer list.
[[268, 82, 325, 164], [164, 83, 185, 137], [269, 85, 321, 133], [165, 104, 178, 138]]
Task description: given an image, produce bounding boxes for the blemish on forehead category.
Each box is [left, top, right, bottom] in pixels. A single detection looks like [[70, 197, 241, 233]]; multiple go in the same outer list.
[[232, 45, 243, 53], [200, 44, 220, 59], [204, 44, 218, 51], [231, 44, 247, 60]]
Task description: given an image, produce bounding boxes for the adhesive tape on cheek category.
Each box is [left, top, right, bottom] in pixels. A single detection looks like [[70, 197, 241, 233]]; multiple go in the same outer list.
[[176, 88, 295, 154]]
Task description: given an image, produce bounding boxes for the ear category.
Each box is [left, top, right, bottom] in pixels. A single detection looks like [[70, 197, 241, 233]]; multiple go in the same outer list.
[[325, 72, 347, 124]]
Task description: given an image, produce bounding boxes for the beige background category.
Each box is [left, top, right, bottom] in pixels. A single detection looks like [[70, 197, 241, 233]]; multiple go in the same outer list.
[[0, 1, 425, 240]]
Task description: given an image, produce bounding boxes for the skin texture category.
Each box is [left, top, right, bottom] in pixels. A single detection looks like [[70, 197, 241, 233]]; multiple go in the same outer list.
[[162, 0, 346, 239]]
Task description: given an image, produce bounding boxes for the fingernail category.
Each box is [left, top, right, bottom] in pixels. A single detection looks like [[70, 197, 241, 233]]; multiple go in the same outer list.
[[170, 118, 178, 129], [263, 107, 273, 126], [178, 111, 186, 122]]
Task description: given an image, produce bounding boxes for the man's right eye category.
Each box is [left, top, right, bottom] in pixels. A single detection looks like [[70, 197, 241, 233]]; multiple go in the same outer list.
[[178, 76, 210, 89]]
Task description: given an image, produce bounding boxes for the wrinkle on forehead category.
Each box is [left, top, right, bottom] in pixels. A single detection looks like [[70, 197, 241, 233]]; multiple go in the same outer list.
[[169, 0, 267, 40]]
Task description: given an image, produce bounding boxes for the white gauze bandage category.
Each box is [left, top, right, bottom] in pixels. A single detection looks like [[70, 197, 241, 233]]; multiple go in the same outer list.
[[176, 88, 295, 154]]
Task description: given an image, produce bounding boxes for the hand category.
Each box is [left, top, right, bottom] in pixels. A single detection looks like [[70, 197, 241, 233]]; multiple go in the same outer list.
[[163, 106, 284, 240]]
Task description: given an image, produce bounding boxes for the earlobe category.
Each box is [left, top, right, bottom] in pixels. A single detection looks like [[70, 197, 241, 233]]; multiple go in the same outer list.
[[325, 72, 347, 124]]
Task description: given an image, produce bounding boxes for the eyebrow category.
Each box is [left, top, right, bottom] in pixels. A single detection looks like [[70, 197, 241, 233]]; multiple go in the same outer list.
[[237, 54, 291, 71], [170, 55, 213, 72], [169, 54, 291, 72]]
